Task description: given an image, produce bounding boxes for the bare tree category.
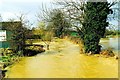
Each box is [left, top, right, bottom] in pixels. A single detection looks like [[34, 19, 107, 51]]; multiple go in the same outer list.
[[5, 13, 31, 53], [55, 0, 117, 54], [55, 0, 117, 35], [36, 3, 71, 50]]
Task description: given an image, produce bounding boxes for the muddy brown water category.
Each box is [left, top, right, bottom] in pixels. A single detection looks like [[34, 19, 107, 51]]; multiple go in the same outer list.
[[6, 39, 118, 78]]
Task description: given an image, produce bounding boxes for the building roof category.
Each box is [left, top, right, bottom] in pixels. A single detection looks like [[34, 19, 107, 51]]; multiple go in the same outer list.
[[0, 21, 22, 30]]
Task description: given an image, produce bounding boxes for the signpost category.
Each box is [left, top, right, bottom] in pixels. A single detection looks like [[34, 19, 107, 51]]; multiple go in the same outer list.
[[0, 30, 6, 41]]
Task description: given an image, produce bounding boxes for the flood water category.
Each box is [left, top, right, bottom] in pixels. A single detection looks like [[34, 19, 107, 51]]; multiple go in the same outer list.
[[100, 37, 119, 54], [6, 38, 118, 78]]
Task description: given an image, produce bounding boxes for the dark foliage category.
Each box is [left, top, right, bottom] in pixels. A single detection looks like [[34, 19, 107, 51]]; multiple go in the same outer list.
[[23, 49, 45, 56], [80, 1, 113, 54]]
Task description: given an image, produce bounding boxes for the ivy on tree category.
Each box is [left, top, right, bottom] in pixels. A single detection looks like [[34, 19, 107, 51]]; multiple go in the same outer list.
[[80, 1, 113, 54]]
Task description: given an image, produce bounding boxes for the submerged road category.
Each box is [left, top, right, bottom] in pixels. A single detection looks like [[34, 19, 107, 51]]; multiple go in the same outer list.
[[6, 39, 118, 78]]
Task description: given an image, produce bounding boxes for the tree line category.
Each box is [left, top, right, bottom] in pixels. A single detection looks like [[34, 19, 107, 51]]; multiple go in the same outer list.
[[38, 0, 117, 54], [2, 0, 117, 55]]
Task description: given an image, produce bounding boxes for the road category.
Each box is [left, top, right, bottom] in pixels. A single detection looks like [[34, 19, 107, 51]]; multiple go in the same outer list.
[[6, 39, 118, 78]]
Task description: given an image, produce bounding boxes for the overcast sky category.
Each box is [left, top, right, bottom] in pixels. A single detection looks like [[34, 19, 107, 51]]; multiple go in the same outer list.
[[0, 0, 55, 28], [0, 0, 119, 29]]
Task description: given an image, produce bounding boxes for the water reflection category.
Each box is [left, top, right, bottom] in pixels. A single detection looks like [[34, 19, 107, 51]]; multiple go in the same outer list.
[[100, 37, 119, 54]]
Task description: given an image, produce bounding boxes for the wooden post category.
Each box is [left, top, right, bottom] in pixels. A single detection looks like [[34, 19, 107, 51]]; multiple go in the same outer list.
[[47, 44, 49, 50]]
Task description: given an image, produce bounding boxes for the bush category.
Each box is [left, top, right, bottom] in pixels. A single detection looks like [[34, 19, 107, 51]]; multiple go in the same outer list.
[[100, 48, 115, 57]]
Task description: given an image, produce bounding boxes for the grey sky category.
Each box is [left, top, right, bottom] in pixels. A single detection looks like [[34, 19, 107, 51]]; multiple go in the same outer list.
[[0, 0, 55, 28]]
